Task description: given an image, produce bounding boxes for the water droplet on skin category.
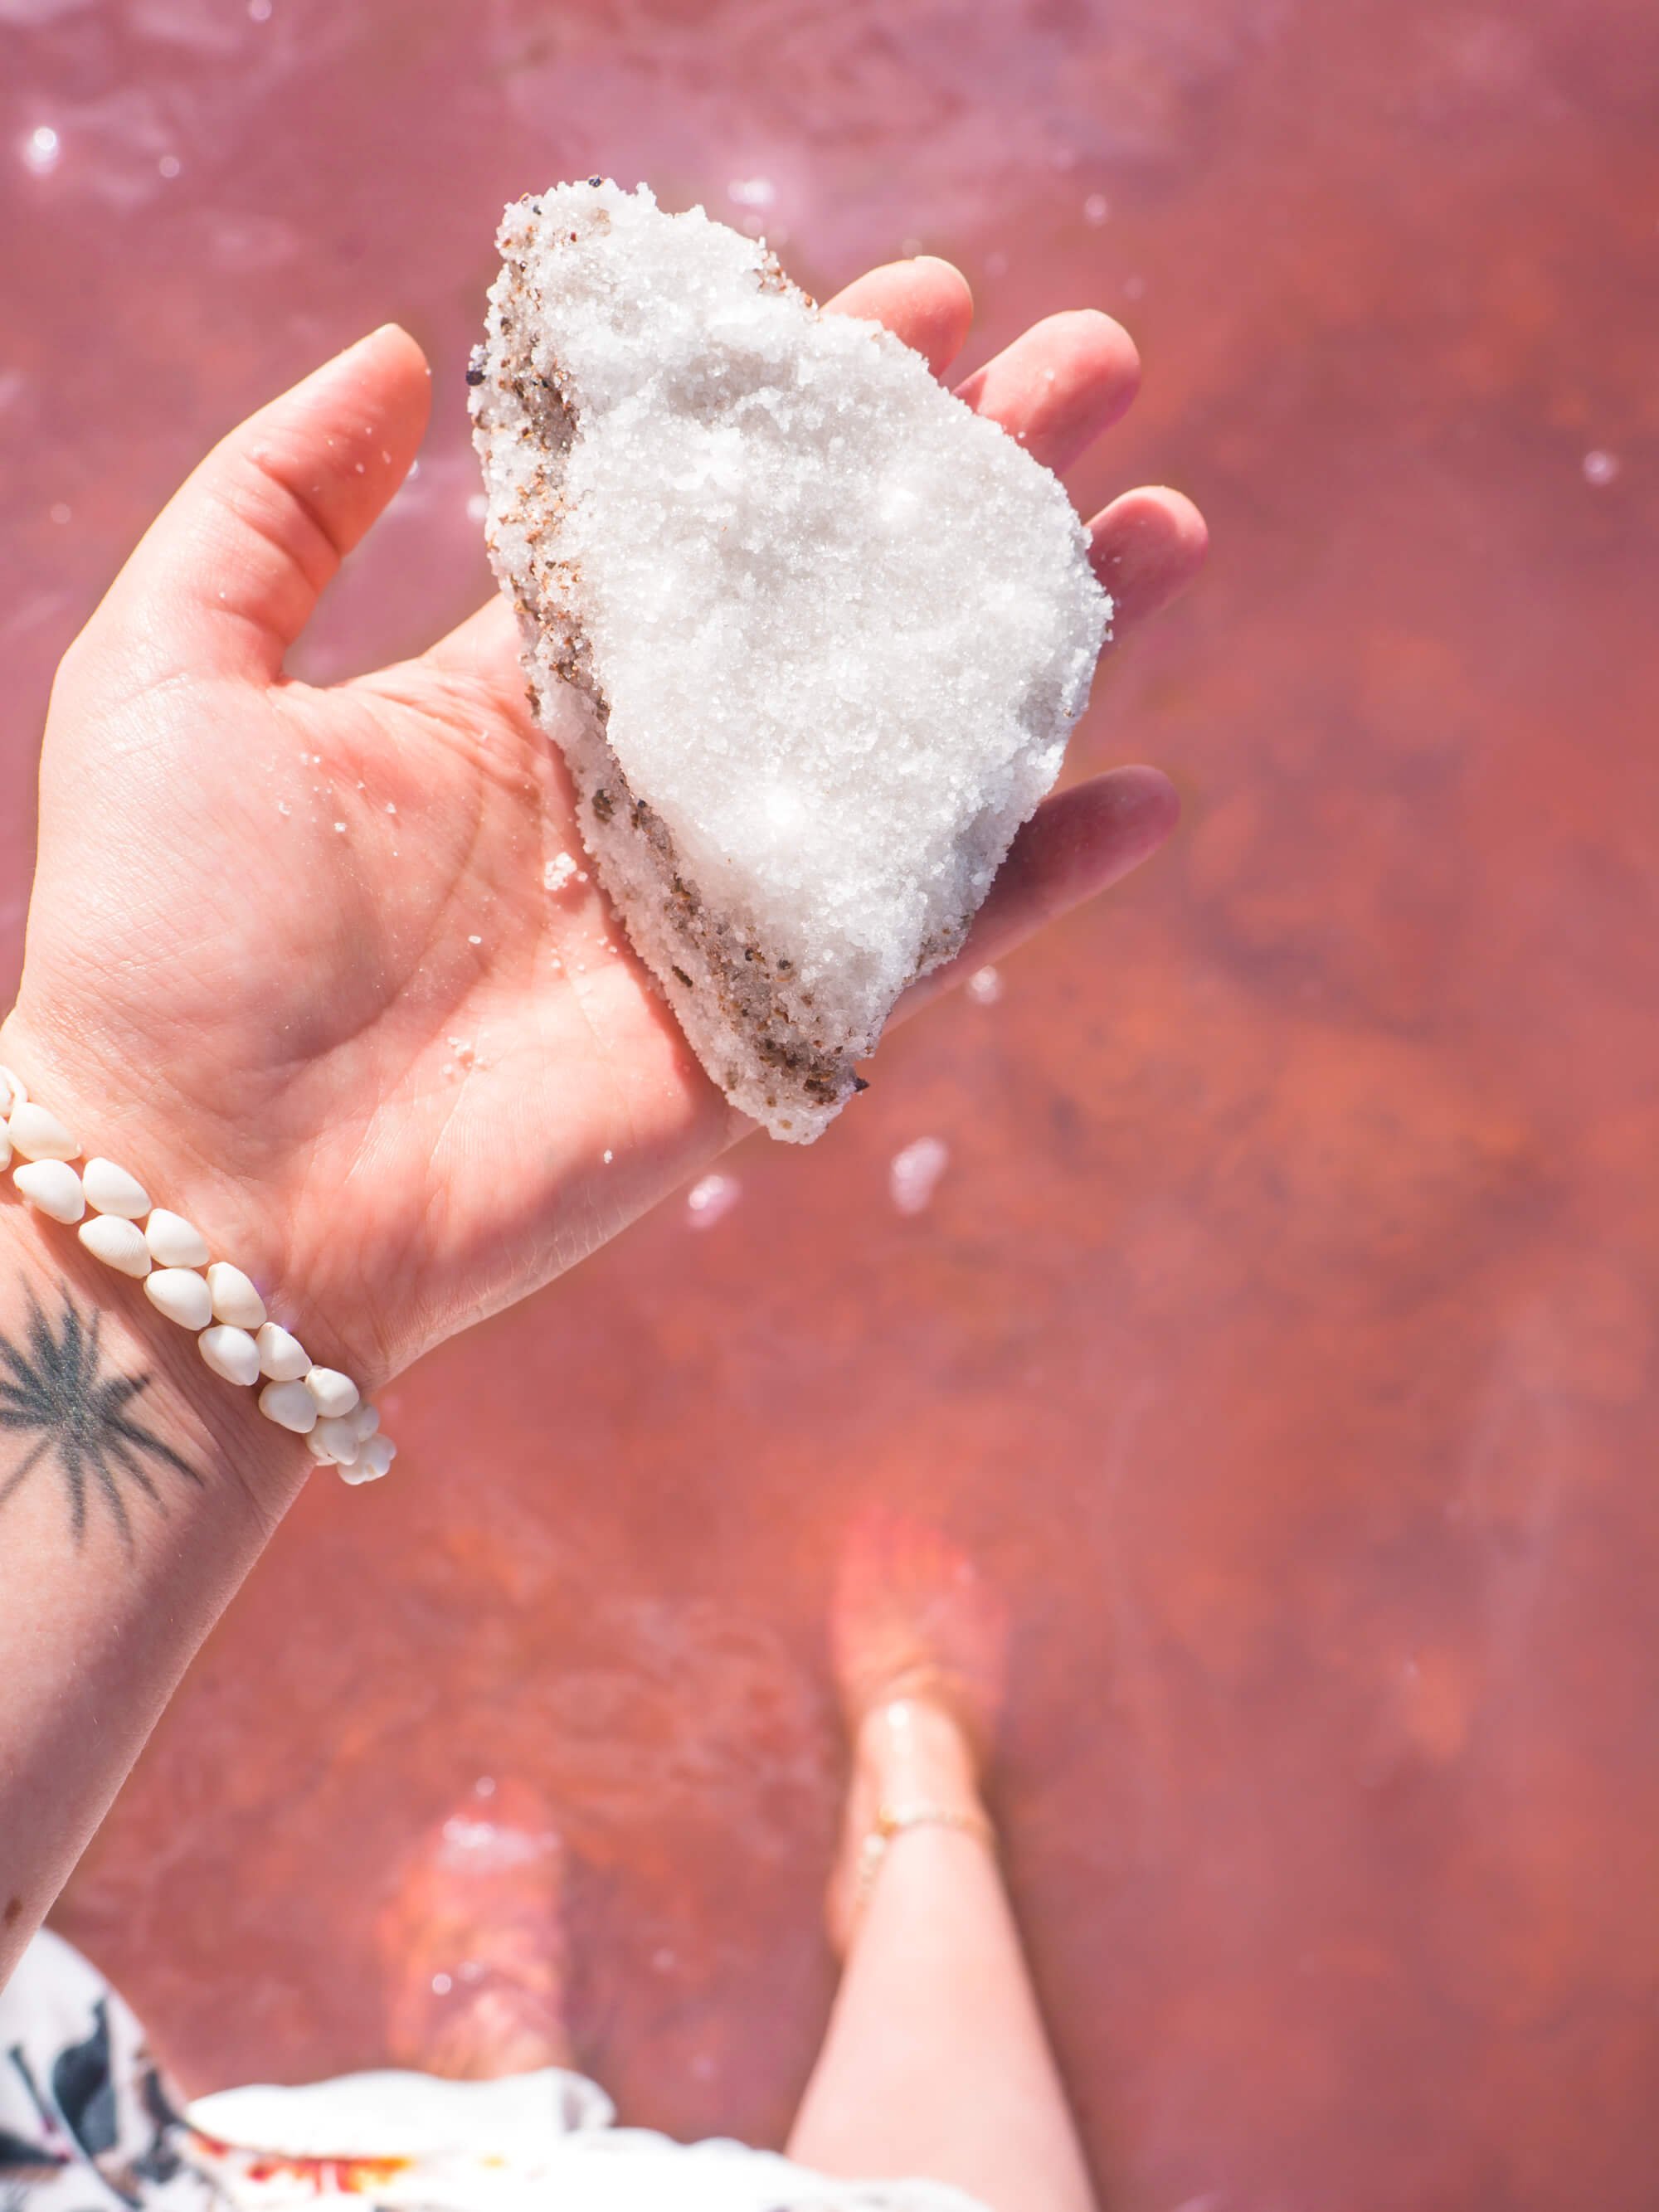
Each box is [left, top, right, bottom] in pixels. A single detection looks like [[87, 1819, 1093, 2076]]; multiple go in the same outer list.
[[431, 1971, 451, 1995], [158, 154, 181, 180], [1583, 449, 1620, 486], [966, 964, 1002, 1005], [22, 126, 59, 177]]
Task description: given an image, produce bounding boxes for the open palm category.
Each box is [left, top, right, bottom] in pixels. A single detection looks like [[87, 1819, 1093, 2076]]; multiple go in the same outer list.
[[2, 256, 1204, 1387]]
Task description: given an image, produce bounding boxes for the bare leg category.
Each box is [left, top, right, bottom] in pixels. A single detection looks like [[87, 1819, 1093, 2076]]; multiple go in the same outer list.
[[787, 1519, 1097, 2212]]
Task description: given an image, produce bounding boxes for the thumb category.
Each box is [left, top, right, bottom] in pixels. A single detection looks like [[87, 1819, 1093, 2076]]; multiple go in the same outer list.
[[82, 324, 431, 692]]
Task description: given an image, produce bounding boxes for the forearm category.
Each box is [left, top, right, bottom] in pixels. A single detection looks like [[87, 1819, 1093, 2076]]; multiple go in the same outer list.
[[0, 1197, 306, 1984]]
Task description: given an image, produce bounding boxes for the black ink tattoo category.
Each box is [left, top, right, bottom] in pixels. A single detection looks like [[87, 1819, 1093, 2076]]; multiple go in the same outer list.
[[0, 1282, 202, 1545]]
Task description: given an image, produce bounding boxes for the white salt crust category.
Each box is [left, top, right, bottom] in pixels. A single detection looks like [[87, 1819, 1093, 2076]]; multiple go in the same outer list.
[[472, 180, 1110, 1140]]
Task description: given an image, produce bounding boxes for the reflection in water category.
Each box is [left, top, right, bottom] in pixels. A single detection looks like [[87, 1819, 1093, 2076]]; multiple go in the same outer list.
[[4, 0, 1657, 2205]]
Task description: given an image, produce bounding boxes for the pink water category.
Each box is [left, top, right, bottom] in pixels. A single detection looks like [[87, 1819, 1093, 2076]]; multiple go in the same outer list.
[[4, 2, 1658, 2205]]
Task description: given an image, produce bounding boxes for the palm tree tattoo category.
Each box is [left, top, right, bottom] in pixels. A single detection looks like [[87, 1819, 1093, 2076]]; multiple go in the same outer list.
[[0, 1282, 202, 1544]]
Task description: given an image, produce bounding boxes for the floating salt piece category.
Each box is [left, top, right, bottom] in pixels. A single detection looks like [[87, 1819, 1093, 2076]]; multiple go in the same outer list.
[[79, 1214, 152, 1276], [313, 1414, 362, 1465], [304, 1366, 359, 1418], [8, 1101, 78, 1162], [145, 1267, 212, 1330], [83, 1157, 153, 1218], [14, 1158, 85, 1223], [207, 1261, 265, 1330], [146, 1208, 210, 1268], [889, 1134, 950, 1215], [199, 1324, 261, 1387], [340, 1432, 396, 1484], [255, 1322, 309, 1381], [472, 179, 1110, 1141], [259, 1378, 319, 1434], [0, 1065, 25, 1116]]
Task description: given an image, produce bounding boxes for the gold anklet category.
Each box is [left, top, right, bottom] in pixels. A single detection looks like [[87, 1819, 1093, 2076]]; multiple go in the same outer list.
[[854, 1801, 995, 1913]]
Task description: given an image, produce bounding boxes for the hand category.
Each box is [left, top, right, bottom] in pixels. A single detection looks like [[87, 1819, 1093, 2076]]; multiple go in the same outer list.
[[1, 258, 1205, 1386]]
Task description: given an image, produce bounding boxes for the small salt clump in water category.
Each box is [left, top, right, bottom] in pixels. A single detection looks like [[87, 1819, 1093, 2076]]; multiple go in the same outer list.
[[472, 179, 1109, 1140]]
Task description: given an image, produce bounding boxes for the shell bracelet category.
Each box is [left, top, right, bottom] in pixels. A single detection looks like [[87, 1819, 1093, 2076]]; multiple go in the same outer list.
[[0, 1062, 394, 1485]]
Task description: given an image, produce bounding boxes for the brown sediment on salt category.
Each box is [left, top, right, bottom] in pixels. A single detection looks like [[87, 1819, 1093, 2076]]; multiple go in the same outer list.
[[471, 179, 1108, 1141]]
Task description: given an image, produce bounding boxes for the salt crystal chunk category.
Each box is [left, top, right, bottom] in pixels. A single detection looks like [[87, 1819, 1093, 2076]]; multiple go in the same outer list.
[[471, 180, 1109, 1140]]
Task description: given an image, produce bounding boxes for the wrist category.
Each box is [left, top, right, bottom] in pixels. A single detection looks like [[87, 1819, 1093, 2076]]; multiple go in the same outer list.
[[0, 1193, 309, 1534], [0, 1016, 397, 1476]]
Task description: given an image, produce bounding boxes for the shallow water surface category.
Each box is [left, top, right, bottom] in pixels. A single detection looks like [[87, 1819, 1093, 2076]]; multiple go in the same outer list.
[[3, 2, 1658, 2207]]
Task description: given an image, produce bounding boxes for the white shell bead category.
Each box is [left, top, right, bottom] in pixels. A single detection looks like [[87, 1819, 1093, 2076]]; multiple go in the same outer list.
[[14, 1158, 85, 1223], [144, 1268, 212, 1330], [259, 1378, 319, 1433], [339, 1433, 395, 1485], [8, 1101, 78, 1162], [207, 1262, 265, 1330], [0, 1127, 10, 1170], [82, 1157, 153, 1218], [358, 1433, 396, 1479], [313, 1414, 362, 1465], [305, 1366, 359, 1418], [78, 1214, 152, 1276], [199, 1325, 261, 1387], [255, 1322, 309, 1382], [305, 1429, 338, 1462], [146, 1208, 210, 1268], [0, 1065, 26, 1116], [350, 1402, 380, 1441]]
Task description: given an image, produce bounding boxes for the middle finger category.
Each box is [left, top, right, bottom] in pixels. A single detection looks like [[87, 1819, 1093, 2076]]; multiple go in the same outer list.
[[954, 310, 1141, 474]]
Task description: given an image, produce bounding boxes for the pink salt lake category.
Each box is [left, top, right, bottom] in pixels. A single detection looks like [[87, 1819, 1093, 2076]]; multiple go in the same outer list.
[[2, 2, 1657, 2206]]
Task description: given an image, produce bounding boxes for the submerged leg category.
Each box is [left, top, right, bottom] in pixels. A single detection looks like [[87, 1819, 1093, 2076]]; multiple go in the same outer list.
[[786, 1517, 1097, 2212], [374, 1776, 573, 2079]]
